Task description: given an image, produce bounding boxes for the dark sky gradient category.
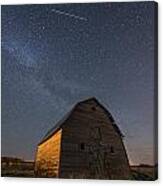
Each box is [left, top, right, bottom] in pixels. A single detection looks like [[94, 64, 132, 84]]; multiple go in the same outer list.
[[1, 2, 156, 165]]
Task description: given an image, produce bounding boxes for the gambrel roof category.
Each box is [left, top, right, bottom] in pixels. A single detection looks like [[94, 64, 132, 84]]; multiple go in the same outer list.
[[38, 97, 123, 145]]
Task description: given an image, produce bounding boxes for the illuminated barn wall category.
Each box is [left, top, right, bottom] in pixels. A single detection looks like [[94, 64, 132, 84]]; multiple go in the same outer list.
[[35, 129, 62, 177]]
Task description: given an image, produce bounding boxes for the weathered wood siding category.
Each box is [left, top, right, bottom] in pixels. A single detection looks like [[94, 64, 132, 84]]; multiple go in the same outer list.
[[35, 129, 62, 177], [59, 99, 131, 179]]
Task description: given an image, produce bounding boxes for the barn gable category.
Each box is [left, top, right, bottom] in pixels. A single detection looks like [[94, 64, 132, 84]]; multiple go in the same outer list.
[[76, 97, 124, 137]]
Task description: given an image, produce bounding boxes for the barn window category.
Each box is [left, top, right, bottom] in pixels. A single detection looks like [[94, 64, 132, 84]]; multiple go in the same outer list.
[[110, 146, 115, 153], [91, 106, 96, 111], [80, 143, 85, 150]]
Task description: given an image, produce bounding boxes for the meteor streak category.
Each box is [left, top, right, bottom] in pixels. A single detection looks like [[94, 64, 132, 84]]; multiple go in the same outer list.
[[51, 8, 88, 21]]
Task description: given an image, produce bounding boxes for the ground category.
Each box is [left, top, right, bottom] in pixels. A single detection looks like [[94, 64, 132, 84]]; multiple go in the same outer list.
[[1, 160, 158, 180]]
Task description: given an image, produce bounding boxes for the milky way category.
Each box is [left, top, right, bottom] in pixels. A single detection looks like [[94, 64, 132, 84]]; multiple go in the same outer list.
[[1, 2, 157, 164]]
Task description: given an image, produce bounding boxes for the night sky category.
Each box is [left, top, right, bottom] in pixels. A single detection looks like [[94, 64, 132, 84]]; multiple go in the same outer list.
[[1, 2, 156, 165]]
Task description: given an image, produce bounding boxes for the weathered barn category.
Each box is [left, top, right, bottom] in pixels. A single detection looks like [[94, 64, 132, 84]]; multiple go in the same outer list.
[[35, 97, 131, 179]]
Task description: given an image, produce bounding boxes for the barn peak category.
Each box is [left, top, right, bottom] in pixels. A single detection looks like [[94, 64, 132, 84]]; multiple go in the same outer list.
[[78, 97, 98, 104]]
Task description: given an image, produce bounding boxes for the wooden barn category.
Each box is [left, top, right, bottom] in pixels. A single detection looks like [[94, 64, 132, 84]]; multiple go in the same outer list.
[[35, 97, 131, 179]]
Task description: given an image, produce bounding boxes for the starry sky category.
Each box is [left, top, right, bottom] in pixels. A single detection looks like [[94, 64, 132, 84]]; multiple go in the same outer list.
[[1, 2, 157, 165]]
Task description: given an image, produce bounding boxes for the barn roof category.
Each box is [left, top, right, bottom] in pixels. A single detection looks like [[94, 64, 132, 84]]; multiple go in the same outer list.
[[38, 108, 75, 145], [38, 97, 123, 145]]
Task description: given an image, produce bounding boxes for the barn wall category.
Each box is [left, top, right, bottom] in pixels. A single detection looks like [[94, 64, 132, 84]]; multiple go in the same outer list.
[[59, 100, 131, 179], [35, 129, 62, 177]]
